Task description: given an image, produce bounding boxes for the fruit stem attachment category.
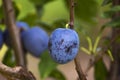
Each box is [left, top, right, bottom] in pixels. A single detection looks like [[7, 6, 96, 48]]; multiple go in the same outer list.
[[69, 0, 74, 29], [2, 0, 26, 68]]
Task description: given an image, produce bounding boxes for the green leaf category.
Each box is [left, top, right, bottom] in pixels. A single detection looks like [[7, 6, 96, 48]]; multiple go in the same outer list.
[[86, 36, 93, 52], [107, 50, 114, 61], [94, 59, 108, 80], [64, 0, 99, 24], [0, 7, 4, 19], [2, 49, 16, 67], [81, 47, 91, 55], [30, 0, 54, 6], [93, 35, 101, 54], [13, 0, 36, 20], [0, 0, 2, 7], [49, 69, 66, 80], [39, 51, 58, 79], [104, 17, 120, 28], [103, 6, 120, 18], [102, 0, 112, 6]]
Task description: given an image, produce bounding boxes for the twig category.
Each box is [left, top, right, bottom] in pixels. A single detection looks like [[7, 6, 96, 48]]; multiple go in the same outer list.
[[85, 51, 105, 74], [74, 55, 87, 80], [0, 62, 36, 80], [69, 0, 74, 29], [68, 0, 87, 79], [2, 0, 26, 67]]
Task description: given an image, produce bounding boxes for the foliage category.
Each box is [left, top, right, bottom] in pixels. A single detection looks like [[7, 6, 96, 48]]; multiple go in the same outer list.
[[0, 0, 119, 80]]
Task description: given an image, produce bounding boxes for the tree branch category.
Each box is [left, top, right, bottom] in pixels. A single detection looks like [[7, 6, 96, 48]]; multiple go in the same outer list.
[[68, 0, 87, 79], [74, 54, 87, 80], [69, 0, 74, 29], [0, 62, 36, 80], [2, 0, 26, 67]]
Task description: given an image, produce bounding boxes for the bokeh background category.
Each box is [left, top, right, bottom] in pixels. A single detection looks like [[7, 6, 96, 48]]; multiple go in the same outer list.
[[0, 0, 113, 80]]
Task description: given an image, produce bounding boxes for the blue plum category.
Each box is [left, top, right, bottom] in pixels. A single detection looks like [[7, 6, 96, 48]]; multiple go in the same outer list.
[[0, 31, 3, 49], [16, 21, 29, 30], [3, 21, 30, 47], [21, 26, 49, 57], [48, 28, 79, 64]]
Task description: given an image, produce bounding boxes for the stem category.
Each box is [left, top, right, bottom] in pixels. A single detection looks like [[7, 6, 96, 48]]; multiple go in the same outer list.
[[69, 0, 87, 79], [69, 0, 74, 29], [2, 0, 26, 67], [74, 55, 87, 80], [0, 62, 36, 80]]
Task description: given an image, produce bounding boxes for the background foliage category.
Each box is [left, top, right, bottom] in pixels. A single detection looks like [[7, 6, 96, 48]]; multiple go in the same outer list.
[[0, 0, 116, 80]]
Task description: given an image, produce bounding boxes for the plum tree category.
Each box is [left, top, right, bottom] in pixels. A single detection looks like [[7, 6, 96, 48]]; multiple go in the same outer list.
[[3, 22, 30, 47], [0, 30, 3, 49], [48, 28, 79, 64], [21, 26, 49, 57]]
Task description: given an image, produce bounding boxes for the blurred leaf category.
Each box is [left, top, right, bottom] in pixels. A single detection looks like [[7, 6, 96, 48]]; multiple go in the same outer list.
[[0, 24, 5, 31], [22, 14, 38, 26], [86, 36, 93, 52], [52, 19, 67, 29], [37, 19, 67, 33], [107, 49, 114, 61], [64, 0, 99, 24], [81, 47, 91, 55], [0, 0, 2, 7], [37, 22, 52, 32], [103, 6, 120, 18], [49, 69, 66, 80], [94, 59, 108, 80], [104, 17, 120, 28], [30, 0, 54, 6], [93, 35, 101, 54], [0, 7, 4, 19], [39, 51, 58, 79], [13, 0, 36, 20], [102, 0, 112, 6], [2, 49, 16, 67]]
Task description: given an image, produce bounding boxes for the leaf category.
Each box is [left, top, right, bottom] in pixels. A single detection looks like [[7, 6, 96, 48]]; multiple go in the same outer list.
[[86, 36, 93, 52], [107, 50, 114, 61], [103, 6, 120, 18], [64, 0, 99, 24], [93, 35, 101, 54], [94, 59, 108, 80], [0, 0, 2, 7], [81, 47, 91, 55], [0, 7, 4, 19], [52, 19, 67, 29], [49, 69, 66, 80], [102, 0, 112, 6], [2, 49, 16, 67], [39, 51, 58, 79], [30, 0, 54, 6], [13, 0, 36, 20], [104, 17, 120, 28]]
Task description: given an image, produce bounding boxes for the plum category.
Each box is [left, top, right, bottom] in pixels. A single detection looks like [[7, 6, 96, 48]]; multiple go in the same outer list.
[[48, 28, 79, 64], [3, 21, 30, 47], [21, 26, 49, 57], [0, 30, 3, 49]]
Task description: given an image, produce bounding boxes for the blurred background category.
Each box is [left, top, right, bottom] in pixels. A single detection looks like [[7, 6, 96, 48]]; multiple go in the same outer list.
[[0, 0, 113, 80]]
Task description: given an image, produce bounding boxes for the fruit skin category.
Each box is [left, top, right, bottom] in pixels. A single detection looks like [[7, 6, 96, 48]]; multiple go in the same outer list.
[[0, 31, 3, 49], [3, 22, 29, 47], [48, 28, 79, 64], [21, 26, 49, 57]]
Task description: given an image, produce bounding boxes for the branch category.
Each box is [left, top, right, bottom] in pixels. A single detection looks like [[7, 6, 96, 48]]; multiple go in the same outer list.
[[74, 54, 87, 80], [0, 62, 36, 80], [69, 0, 74, 29], [68, 0, 87, 79], [2, 0, 26, 67], [85, 51, 105, 74]]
